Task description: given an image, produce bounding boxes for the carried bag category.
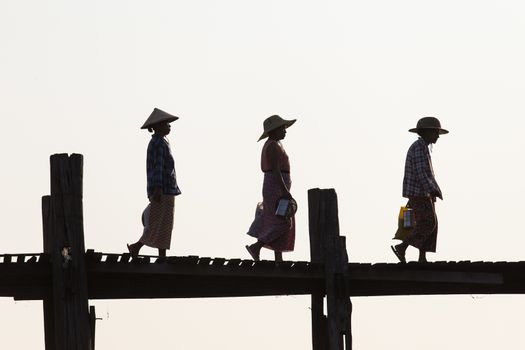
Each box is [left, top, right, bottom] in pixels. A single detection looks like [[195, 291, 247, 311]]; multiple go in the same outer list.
[[275, 197, 298, 218], [246, 202, 264, 238], [393, 205, 415, 240]]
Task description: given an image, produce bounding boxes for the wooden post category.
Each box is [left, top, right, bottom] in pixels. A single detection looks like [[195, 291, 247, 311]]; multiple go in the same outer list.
[[42, 154, 90, 350], [42, 195, 55, 349], [308, 189, 328, 350], [308, 188, 352, 350], [89, 306, 97, 350]]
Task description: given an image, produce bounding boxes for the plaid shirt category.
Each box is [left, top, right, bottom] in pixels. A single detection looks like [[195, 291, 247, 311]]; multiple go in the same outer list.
[[146, 135, 181, 197], [402, 138, 442, 198]]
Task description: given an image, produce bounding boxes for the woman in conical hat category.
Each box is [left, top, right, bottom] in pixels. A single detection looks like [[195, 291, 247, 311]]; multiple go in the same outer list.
[[391, 116, 448, 263], [246, 115, 297, 262], [127, 108, 181, 257]]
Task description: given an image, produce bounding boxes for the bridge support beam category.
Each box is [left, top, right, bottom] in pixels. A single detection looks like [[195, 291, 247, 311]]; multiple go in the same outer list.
[[309, 188, 352, 350], [42, 154, 91, 350]]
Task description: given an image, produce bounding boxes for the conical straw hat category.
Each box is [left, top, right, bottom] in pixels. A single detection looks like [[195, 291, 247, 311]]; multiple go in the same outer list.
[[141, 108, 179, 129]]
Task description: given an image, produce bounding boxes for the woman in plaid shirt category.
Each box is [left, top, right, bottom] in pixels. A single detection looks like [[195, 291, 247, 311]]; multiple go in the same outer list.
[[127, 108, 181, 258], [391, 117, 448, 263]]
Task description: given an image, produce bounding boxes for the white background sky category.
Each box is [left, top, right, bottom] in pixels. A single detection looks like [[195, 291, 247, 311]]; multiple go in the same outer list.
[[1, 0, 525, 349]]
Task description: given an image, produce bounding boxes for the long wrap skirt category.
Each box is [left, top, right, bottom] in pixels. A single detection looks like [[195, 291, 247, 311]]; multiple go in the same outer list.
[[404, 196, 438, 253], [140, 194, 175, 250], [257, 172, 295, 252]]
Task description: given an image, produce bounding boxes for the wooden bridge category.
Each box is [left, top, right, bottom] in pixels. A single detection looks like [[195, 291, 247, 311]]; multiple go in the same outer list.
[[2, 153, 525, 349], [4, 252, 525, 301]]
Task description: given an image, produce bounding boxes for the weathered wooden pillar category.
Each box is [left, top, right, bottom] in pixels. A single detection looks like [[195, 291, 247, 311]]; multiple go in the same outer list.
[[308, 189, 328, 350], [42, 195, 55, 349], [89, 306, 98, 350], [308, 188, 352, 350], [42, 154, 90, 350]]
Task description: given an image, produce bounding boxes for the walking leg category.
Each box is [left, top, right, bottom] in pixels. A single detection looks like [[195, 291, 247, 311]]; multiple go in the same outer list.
[[127, 241, 144, 257], [418, 250, 427, 263]]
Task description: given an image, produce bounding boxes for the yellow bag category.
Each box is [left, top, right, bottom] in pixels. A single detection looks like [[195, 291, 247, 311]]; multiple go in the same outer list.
[[393, 206, 414, 240]]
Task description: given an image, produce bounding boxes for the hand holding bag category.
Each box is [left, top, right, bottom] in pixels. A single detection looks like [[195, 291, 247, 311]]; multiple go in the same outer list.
[[246, 202, 264, 238], [393, 205, 414, 240]]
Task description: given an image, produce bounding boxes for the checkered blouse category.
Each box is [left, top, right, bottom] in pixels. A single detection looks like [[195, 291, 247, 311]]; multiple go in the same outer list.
[[146, 135, 181, 197], [402, 138, 442, 198]]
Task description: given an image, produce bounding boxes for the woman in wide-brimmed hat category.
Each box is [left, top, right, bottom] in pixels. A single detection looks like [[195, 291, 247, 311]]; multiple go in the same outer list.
[[127, 108, 181, 257], [246, 115, 297, 262], [391, 116, 448, 263]]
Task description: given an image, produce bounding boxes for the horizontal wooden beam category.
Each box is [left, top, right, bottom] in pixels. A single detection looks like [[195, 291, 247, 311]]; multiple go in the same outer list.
[[348, 268, 503, 284], [4, 253, 525, 300], [0, 257, 51, 299]]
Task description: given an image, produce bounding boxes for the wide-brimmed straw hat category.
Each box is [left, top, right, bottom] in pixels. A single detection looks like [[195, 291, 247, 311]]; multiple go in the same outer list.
[[409, 116, 448, 134], [257, 115, 296, 141], [140, 108, 179, 130]]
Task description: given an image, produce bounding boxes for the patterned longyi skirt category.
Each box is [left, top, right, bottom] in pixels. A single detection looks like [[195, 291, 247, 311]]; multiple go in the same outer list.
[[404, 196, 438, 253], [257, 172, 295, 252], [140, 194, 175, 250]]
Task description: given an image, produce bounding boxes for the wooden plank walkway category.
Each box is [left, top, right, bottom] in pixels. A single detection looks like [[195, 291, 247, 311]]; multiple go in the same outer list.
[[1, 251, 524, 301]]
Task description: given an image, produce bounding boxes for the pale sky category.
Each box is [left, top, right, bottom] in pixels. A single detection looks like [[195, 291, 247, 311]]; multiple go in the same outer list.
[[2, 0, 525, 349]]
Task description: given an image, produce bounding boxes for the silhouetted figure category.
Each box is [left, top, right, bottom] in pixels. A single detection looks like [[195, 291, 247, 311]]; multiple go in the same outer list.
[[246, 115, 297, 262], [127, 108, 181, 257], [391, 117, 448, 263]]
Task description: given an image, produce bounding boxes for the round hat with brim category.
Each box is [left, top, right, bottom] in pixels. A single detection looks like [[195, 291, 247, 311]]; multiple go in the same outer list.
[[409, 116, 448, 134], [141, 108, 179, 129], [258, 115, 297, 141]]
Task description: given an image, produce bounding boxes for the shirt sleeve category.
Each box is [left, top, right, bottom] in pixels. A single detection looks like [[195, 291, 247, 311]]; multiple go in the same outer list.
[[413, 143, 440, 195]]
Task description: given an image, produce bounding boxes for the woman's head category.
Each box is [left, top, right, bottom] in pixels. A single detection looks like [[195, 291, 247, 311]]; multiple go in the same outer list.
[[409, 116, 448, 144], [258, 115, 296, 142], [141, 108, 178, 131], [149, 121, 171, 136], [268, 125, 287, 141], [417, 128, 440, 144]]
